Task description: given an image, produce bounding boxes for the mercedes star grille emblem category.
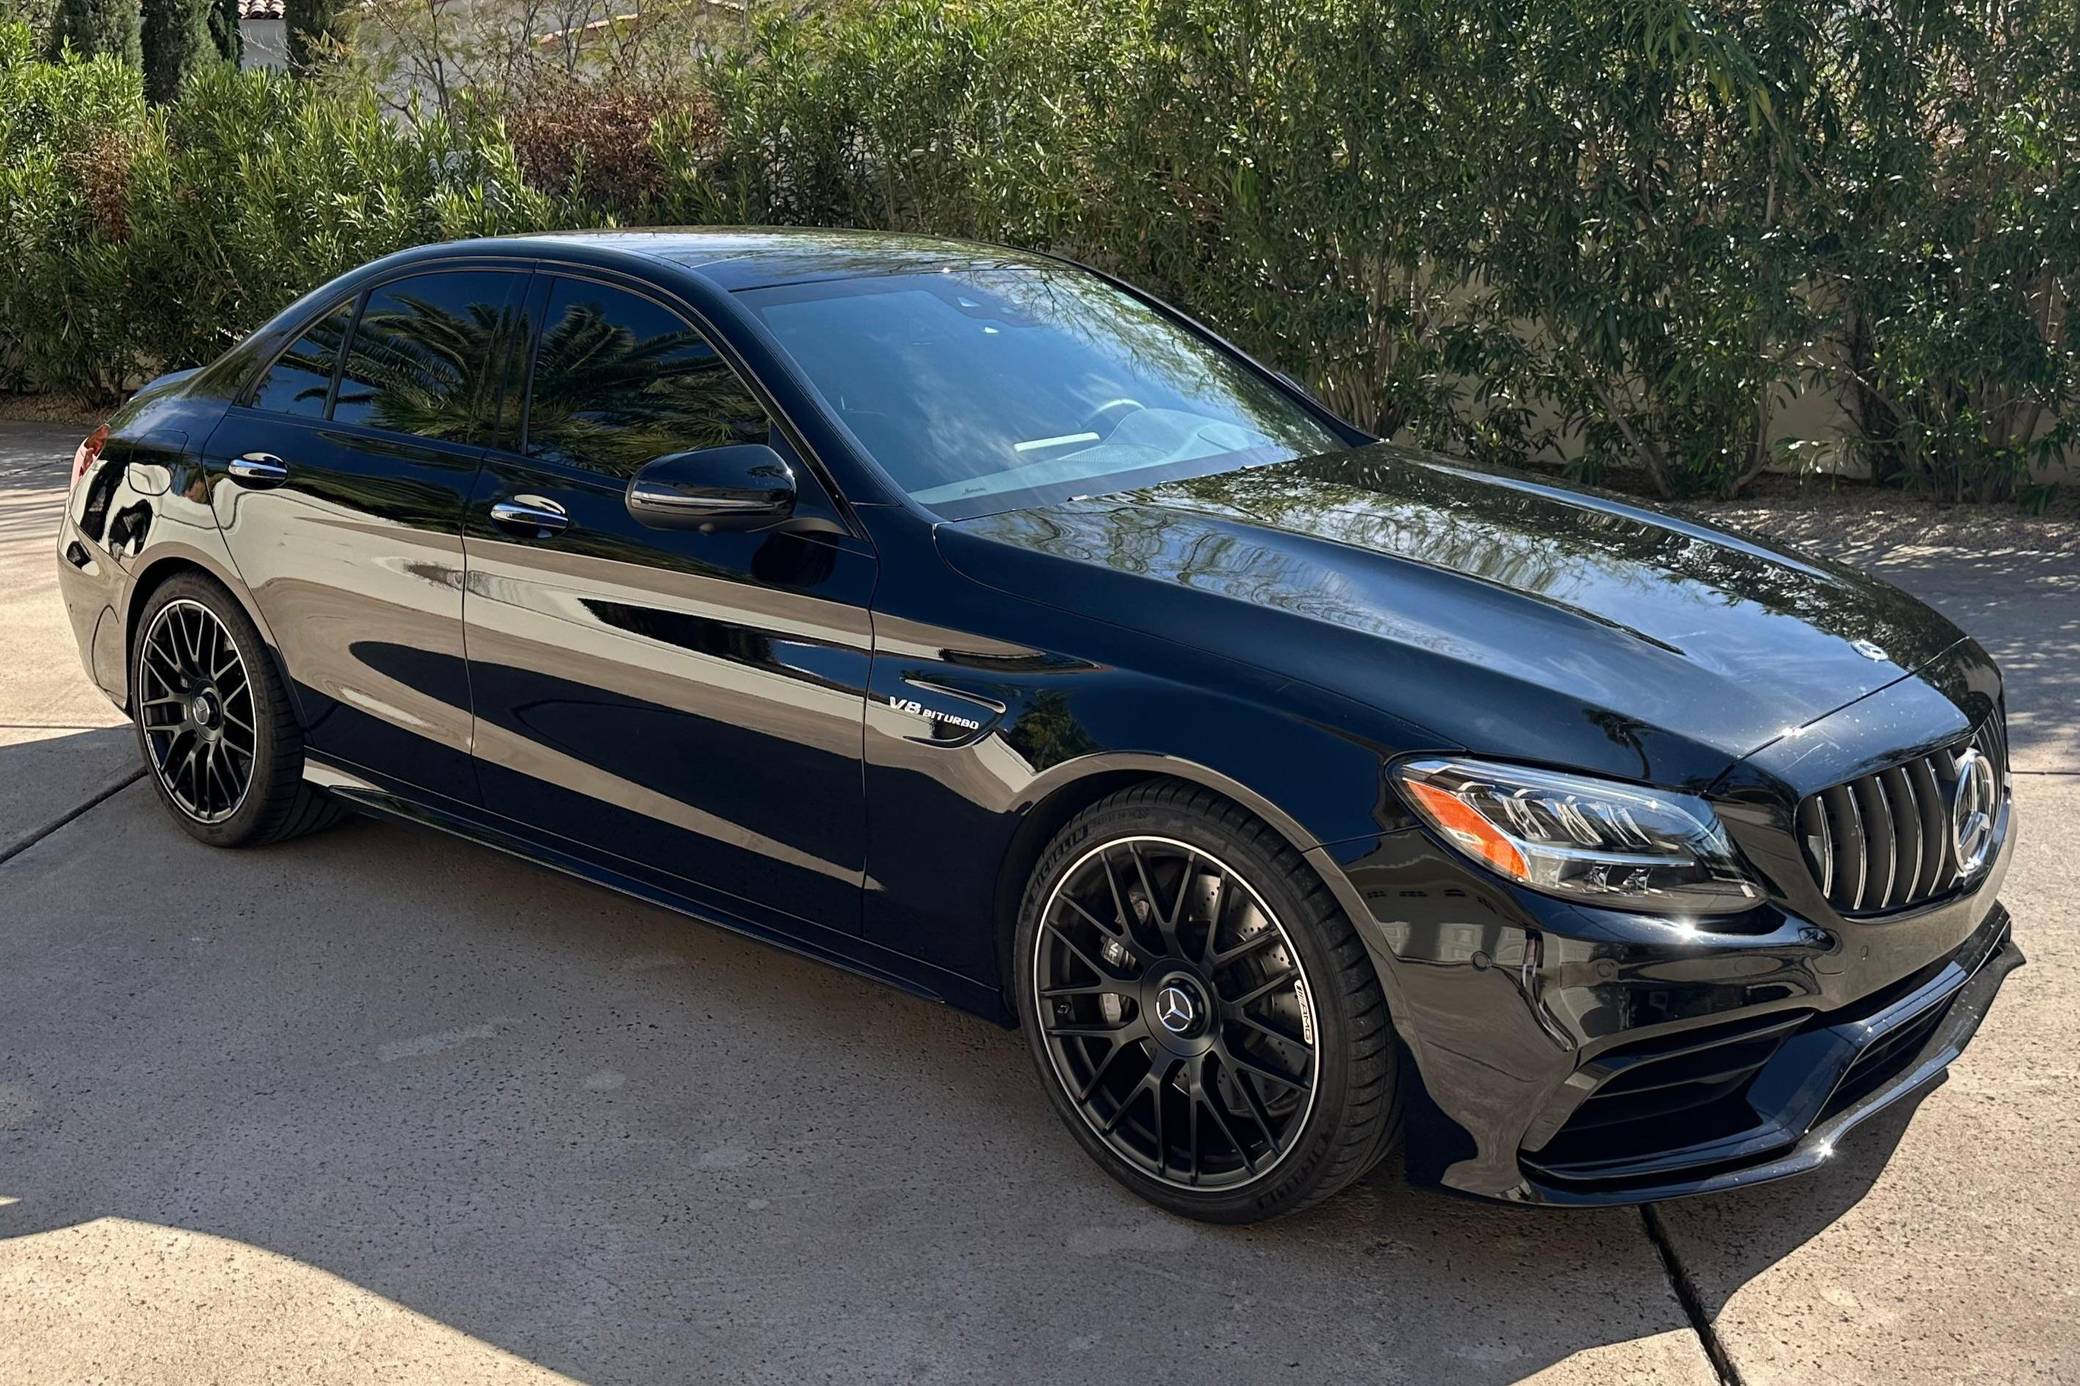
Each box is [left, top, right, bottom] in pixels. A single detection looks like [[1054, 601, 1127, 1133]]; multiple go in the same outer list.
[[1949, 746, 1998, 876]]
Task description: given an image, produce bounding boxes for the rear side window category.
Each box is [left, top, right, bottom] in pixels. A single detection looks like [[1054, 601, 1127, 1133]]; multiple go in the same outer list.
[[249, 300, 352, 417], [331, 270, 518, 443], [524, 277, 774, 478]]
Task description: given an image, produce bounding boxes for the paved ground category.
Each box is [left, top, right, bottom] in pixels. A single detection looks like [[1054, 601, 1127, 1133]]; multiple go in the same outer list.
[[1, 419, 2074, 1384], [0, 425, 135, 856]]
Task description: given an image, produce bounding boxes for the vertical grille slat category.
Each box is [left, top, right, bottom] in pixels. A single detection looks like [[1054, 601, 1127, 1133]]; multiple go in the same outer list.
[[1823, 783, 1867, 911], [1796, 712, 2008, 917], [1853, 773, 1897, 910], [1906, 755, 1948, 899], [1796, 795, 1834, 899], [1880, 766, 1919, 911], [1980, 712, 2009, 789]]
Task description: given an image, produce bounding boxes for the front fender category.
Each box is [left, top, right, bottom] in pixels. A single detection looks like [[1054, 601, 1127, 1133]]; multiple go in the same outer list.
[[859, 578, 1440, 999], [1010, 750, 1355, 865]]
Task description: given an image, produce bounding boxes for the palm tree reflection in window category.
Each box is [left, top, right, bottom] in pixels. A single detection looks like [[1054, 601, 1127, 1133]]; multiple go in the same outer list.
[[526, 283, 773, 478], [250, 300, 354, 418], [331, 271, 519, 443]]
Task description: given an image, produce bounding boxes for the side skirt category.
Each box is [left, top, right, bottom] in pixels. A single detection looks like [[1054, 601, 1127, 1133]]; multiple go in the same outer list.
[[303, 757, 1009, 1021]]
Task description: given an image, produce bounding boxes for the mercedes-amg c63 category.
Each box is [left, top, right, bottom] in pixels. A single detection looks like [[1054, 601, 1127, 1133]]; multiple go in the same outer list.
[[55, 231, 2020, 1221]]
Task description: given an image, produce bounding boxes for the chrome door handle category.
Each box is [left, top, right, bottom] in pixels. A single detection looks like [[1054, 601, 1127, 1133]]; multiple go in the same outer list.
[[228, 453, 288, 486], [489, 495, 570, 537]]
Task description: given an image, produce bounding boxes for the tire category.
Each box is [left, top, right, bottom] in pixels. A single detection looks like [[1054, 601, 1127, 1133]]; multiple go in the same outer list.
[[1014, 781, 1400, 1223], [132, 572, 344, 848]]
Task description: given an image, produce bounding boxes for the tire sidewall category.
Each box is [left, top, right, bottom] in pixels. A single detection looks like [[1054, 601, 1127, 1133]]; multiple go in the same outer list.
[[1014, 795, 1367, 1223]]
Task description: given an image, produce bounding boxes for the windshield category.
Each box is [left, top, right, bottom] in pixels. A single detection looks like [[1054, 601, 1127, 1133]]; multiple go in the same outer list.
[[738, 268, 1345, 518]]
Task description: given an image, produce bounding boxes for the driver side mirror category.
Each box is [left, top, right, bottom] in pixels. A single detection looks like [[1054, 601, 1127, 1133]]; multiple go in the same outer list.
[[626, 444, 797, 532]]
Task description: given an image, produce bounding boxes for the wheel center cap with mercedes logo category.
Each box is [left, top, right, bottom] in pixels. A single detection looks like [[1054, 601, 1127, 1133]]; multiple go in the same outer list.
[[1154, 981, 1202, 1036]]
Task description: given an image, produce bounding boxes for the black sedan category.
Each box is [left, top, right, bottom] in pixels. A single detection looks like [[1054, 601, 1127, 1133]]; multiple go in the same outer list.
[[55, 230, 2020, 1222]]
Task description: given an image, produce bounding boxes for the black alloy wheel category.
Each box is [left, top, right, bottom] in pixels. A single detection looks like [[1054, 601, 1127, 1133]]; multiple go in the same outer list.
[[132, 573, 343, 848], [138, 597, 257, 823], [1033, 834, 1320, 1189], [1017, 783, 1400, 1223]]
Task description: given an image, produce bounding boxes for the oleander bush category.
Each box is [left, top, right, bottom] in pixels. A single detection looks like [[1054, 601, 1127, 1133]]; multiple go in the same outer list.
[[0, 21, 151, 398], [1, 0, 2074, 501], [0, 33, 557, 394]]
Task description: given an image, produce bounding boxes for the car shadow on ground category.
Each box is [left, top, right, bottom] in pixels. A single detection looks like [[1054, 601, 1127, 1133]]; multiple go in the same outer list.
[[0, 768, 1931, 1384]]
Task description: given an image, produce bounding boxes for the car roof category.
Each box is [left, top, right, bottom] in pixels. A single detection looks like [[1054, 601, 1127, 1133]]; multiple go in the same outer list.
[[442, 227, 1066, 292]]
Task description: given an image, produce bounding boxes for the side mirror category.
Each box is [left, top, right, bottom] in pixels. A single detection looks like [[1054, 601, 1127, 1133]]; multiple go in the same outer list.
[[626, 444, 797, 532]]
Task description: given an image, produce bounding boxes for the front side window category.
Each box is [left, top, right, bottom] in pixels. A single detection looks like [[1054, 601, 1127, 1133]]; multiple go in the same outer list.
[[249, 300, 353, 417], [524, 278, 774, 478], [331, 270, 518, 442], [739, 268, 1343, 518]]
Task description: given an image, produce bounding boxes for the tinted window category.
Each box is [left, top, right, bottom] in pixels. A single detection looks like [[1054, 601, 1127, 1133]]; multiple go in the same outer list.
[[741, 268, 1342, 518], [525, 278, 773, 478], [250, 300, 352, 417], [332, 270, 517, 442]]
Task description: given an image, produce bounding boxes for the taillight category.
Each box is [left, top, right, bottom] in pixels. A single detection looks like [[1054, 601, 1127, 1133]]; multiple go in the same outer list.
[[71, 425, 109, 486]]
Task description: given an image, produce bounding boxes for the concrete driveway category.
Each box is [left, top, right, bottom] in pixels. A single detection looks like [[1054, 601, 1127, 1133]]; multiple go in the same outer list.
[[2, 420, 2074, 1384]]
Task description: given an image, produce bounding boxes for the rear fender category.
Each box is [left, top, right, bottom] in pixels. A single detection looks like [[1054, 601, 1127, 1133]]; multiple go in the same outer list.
[[118, 537, 289, 719]]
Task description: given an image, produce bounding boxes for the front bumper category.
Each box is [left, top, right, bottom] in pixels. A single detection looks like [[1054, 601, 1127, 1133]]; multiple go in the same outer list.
[[1319, 780, 2020, 1206], [1518, 904, 2018, 1204]]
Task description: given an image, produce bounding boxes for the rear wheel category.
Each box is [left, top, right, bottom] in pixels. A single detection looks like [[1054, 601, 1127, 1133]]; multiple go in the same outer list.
[[1015, 782, 1400, 1222], [133, 573, 342, 848]]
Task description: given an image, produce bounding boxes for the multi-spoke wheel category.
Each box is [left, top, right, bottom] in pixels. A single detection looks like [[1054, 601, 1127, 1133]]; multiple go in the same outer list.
[[1017, 783, 1400, 1223], [138, 598, 257, 823], [1033, 835, 1319, 1189], [132, 573, 343, 847]]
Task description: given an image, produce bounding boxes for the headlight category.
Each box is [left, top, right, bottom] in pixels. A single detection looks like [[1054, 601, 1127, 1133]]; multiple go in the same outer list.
[[1393, 757, 1762, 915]]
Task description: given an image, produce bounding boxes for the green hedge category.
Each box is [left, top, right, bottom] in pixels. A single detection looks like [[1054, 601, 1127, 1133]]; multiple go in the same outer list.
[[0, 30, 552, 398], [3, 1, 2075, 500]]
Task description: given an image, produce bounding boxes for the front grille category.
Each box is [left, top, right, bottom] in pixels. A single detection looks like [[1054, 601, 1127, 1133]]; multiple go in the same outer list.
[[1794, 712, 2007, 916]]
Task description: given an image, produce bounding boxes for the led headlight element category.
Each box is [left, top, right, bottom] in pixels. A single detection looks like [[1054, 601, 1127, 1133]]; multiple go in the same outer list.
[[1394, 758, 1762, 914]]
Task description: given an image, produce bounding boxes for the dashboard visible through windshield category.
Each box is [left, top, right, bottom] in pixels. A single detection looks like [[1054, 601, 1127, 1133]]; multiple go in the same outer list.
[[738, 267, 1346, 518]]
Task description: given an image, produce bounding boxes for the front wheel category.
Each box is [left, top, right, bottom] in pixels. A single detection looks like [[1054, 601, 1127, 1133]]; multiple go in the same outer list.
[[1015, 782, 1401, 1223]]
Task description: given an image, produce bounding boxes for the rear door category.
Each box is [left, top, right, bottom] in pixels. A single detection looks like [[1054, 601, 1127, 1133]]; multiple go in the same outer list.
[[459, 271, 878, 933], [208, 265, 527, 803]]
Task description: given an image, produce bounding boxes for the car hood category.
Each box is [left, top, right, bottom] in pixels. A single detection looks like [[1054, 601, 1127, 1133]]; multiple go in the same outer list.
[[938, 444, 1972, 789]]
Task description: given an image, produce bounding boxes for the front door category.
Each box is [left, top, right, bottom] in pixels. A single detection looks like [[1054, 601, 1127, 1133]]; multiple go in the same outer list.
[[207, 266, 526, 803], [459, 272, 877, 932]]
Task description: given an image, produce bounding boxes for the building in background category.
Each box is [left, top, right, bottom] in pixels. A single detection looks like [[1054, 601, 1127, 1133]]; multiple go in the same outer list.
[[237, 0, 285, 67]]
